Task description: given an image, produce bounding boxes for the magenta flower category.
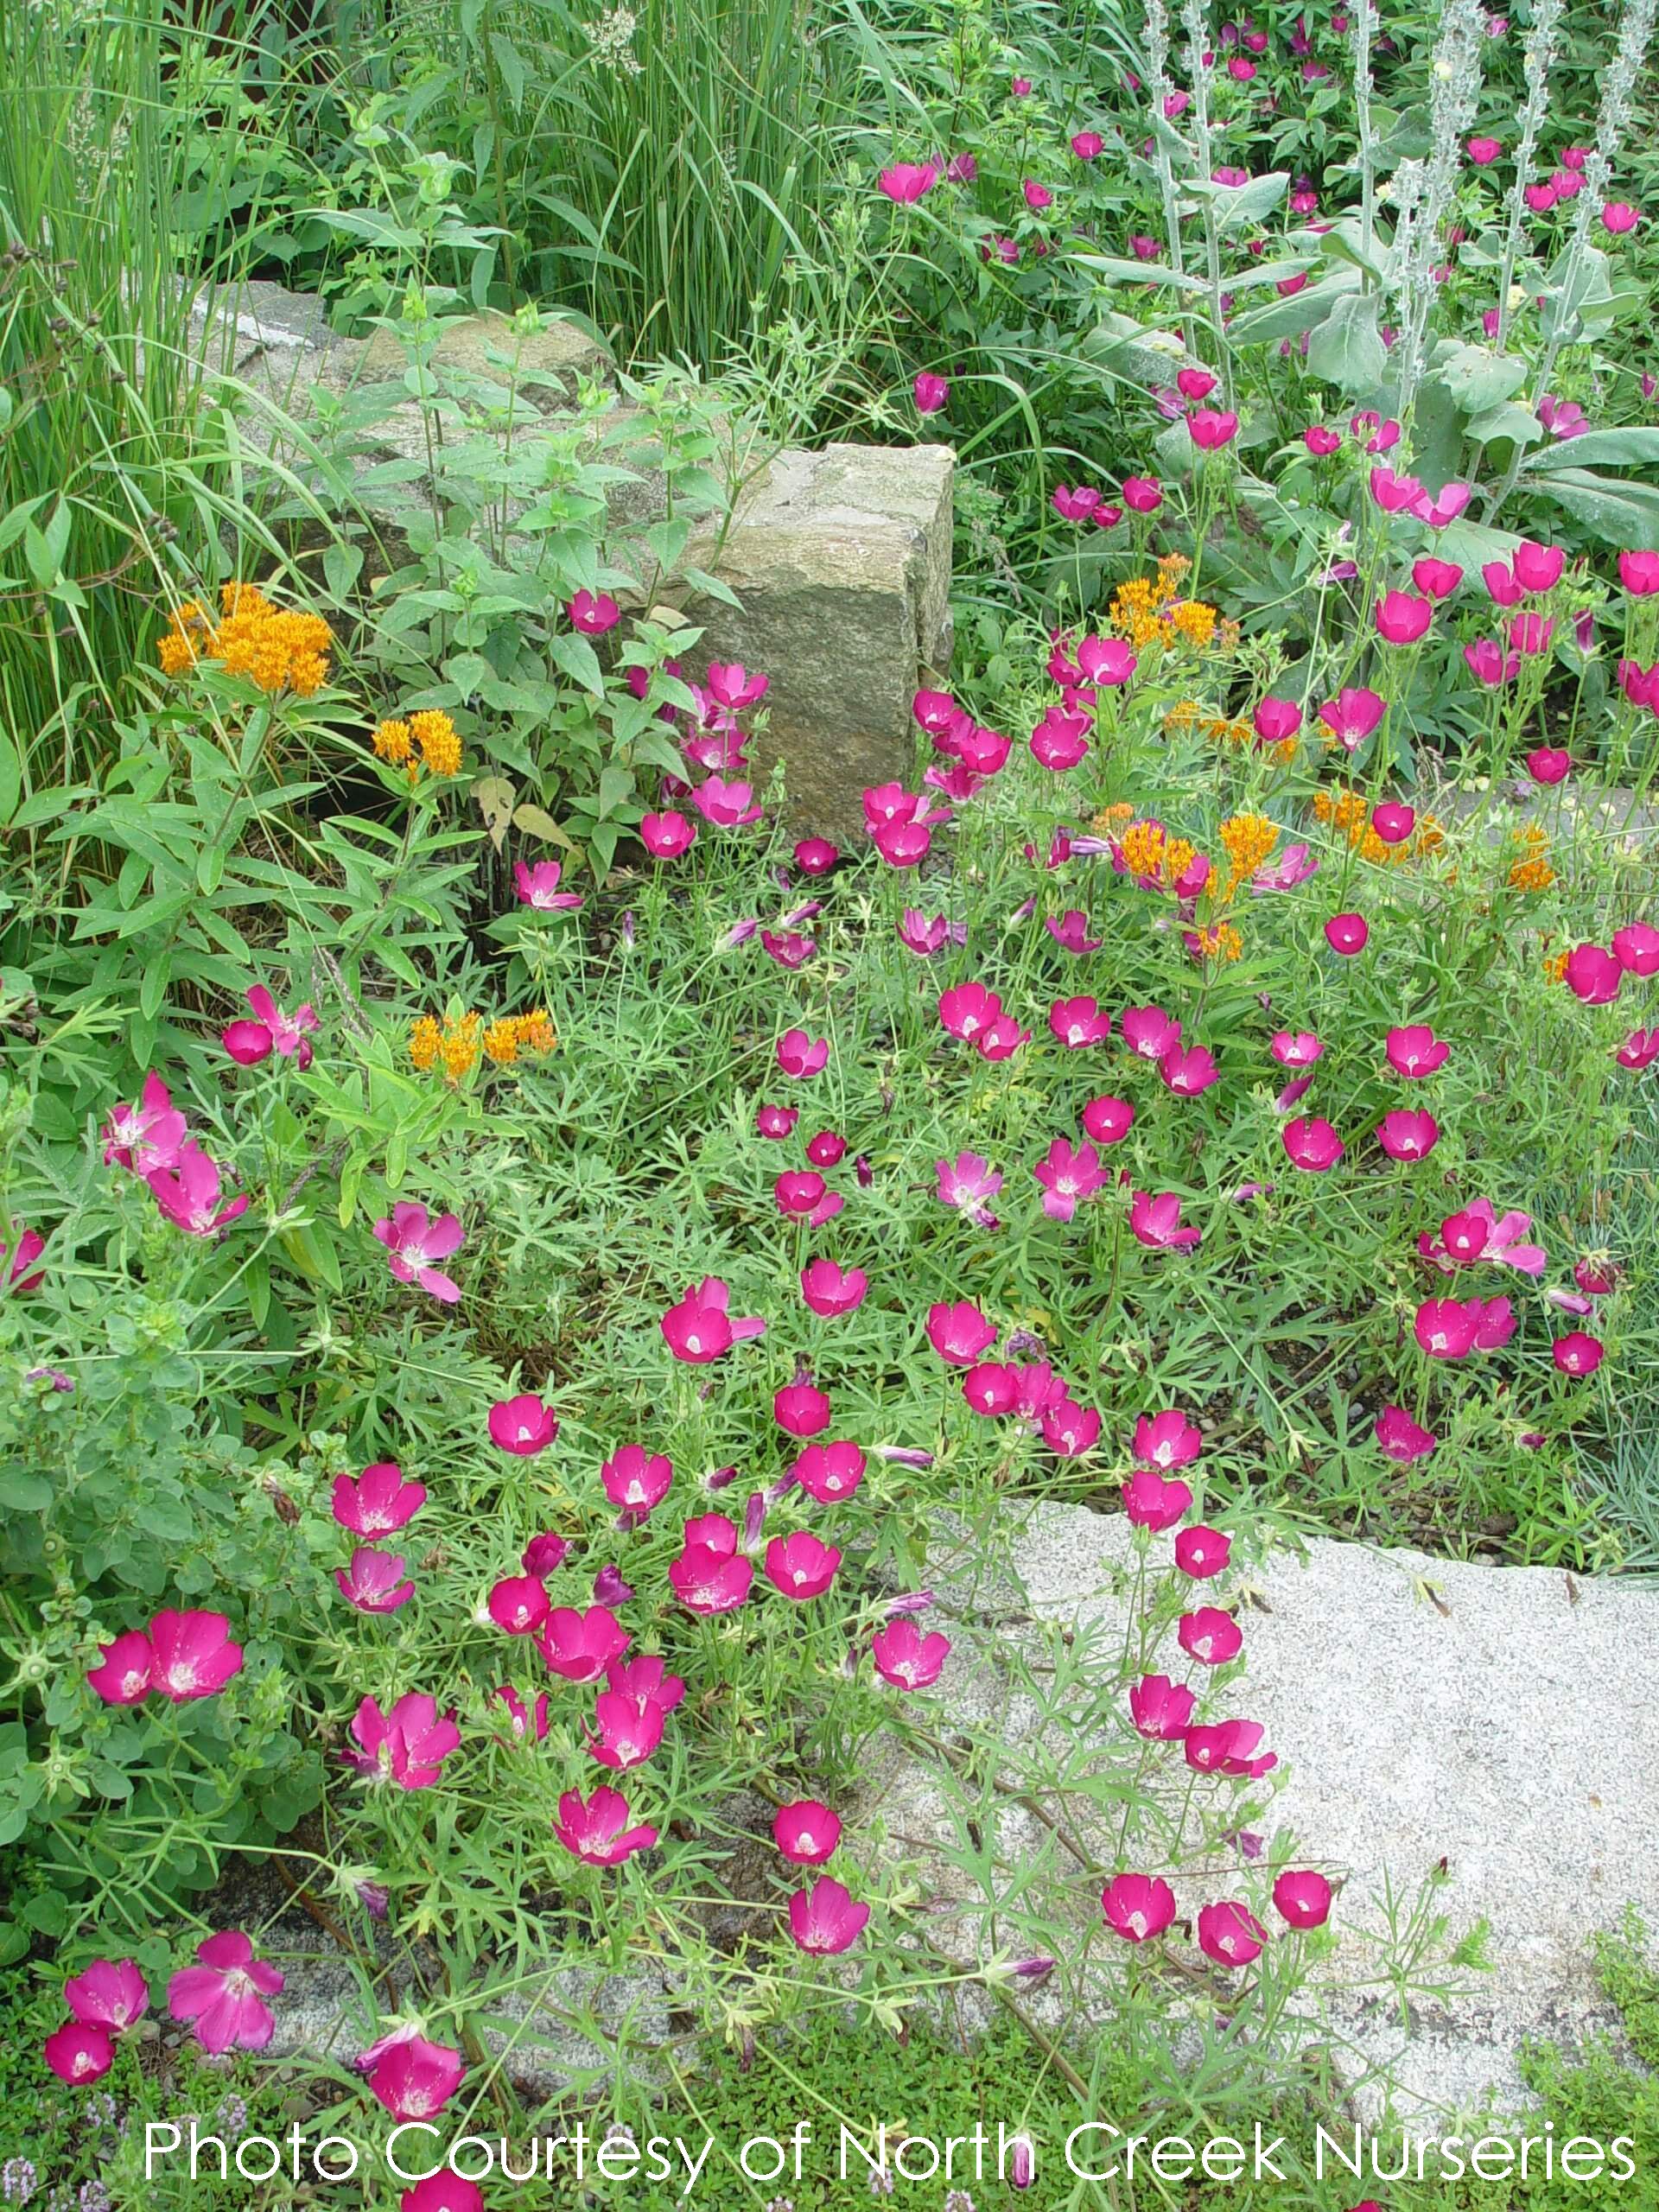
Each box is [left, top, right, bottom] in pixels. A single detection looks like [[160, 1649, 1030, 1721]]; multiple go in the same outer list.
[[1033, 1136, 1105, 1222], [402, 2172, 483, 2212], [1179, 1607, 1243, 1665], [345, 1693, 461, 1788], [1412, 480, 1471, 528], [936, 1151, 1003, 1229], [1046, 909, 1103, 954], [365, 2035, 466, 2121], [1197, 1900, 1269, 1966], [1081, 1093, 1135, 1145], [1618, 1027, 1659, 1070], [1160, 1041, 1219, 1096], [65, 1958, 149, 2034], [912, 372, 950, 416], [488, 1394, 559, 1455], [878, 160, 939, 203], [567, 589, 620, 634], [1128, 1190, 1201, 1249], [336, 1546, 415, 1613], [334, 1460, 427, 1535], [1305, 424, 1342, 456], [1421, 1199, 1546, 1275], [1414, 1295, 1516, 1357], [1375, 590, 1433, 644], [792, 1439, 867, 1503], [1122, 474, 1163, 513], [872, 1617, 951, 1689], [691, 774, 762, 829], [1602, 200, 1641, 235], [1128, 1673, 1196, 1739], [167, 1931, 283, 2054], [1467, 134, 1502, 162], [774, 1799, 842, 1864], [898, 909, 963, 957], [1553, 1331, 1605, 1376], [1613, 922, 1659, 975], [1273, 1869, 1333, 1928], [222, 982, 318, 1069], [601, 1444, 674, 1522], [1174, 1524, 1231, 1579], [147, 1610, 243, 1701], [1077, 633, 1137, 685], [788, 1874, 869, 1954], [801, 1258, 868, 1316], [1030, 708, 1090, 770], [1270, 1032, 1322, 1069], [775, 1169, 828, 1219], [1049, 995, 1112, 1049], [556, 1783, 658, 1865], [1526, 746, 1572, 785], [146, 1146, 249, 1237], [86, 1630, 156, 1706], [641, 810, 696, 858], [927, 1300, 998, 1364], [492, 1686, 550, 1742], [44, 2024, 115, 2085], [1071, 129, 1104, 158], [1375, 1405, 1438, 1461], [1319, 687, 1386, 750], [372, 1203, 463, 1302], [1134, 1408, 1203, 1470], [939, 981, 1003, 1044], [1325, 912, 1369, 956], [542, 1605, 631, 1682], [1188, 406, 1240, 449], [1042, 1399, 1101, 1457], [1384, 1023, 1450, 1078], [1120, 1004, 1180, 1060], [660, 1275, 766, 1361], [1565, 944, 1623, 1004], [587, 1690, 665, 1770], [775, 1378, 831, 1437], [1413, 556, 1463, 600], [1122, 1466, 1192, 1530], [776, 1027, 830, 1078], [757, 1103, 798, 1141], [669, 1521, 753, 1614], [1102, 1872, 1177, 1942], [1377, 1107, 1440, 1161], [765, 1529, 842, 1599], [102, 1071, 188, 1176], [513, 859, 584, 912]]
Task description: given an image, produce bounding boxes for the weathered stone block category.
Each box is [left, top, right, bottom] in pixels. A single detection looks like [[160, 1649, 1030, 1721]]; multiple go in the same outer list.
[[685, 443, 956, 843]]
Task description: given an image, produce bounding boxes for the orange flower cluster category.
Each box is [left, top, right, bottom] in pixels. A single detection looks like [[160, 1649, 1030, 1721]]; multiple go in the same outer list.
[[1507, 825, 1556, 893], [1118, 817, 1196, 887], [1190, 922, 1243, 962], [1107, 557, 1234, 655], [373, 709, 462, 782], [1165, 699, 1255, 749], [1543, 948, 1570, 984], [156, 582, 333, 696], [1312, 788, 1445, 867], [1217, 811, 1278, 898], [410, 1007, 556, 1082]]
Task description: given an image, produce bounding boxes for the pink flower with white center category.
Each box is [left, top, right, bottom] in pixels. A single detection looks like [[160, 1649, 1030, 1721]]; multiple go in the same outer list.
[[1081, 1094, 1134, 1145], [402, 2174, 483, 2212], [365, 2035, 466, 2121], [1553, 1331, 1605, 1376], [1102, 1873, 1177, 1942], [1325, 912, 1369, 956], [1122, 1466, 1192, 1529], [1077, 633, 1137, 685], [1049, 995, 1111, 1048], [334, 1461, 427, 1535], [976, 1011, 1031, 1062], [103, 1071, 188, 1175], [775, 1378, 831, 1437], [1282, 1116, 1344, 1172], [1129, 1190, 1201, 1249], [1128, 1674, 1195, 1739], [660, 1276, 766, 1361], [1253, 842, 1319, 893], [45, 2023, 115, 2084], [542, 1605, 631, 1682], [1174, 1524, 1231, 1579], [1046, 910, 1103, 954], [1566, 944, 1624, 1004], [926, 1300, 996, 1365], [1375, 1405, 1438, 1461], [641, 810, 696, 859], [774, 1799, 841, 1863], [587, 1689, 665, 1770], [801, 1258, 868, 1316], [1198, 1900, 1269, 1966], [601, 1444, 673, 1522], [899, 909, 963, 957], [706, 661, 768, 709], [223, 982, 318, 1069], [606, 1654, 685, 1719], [336, 1546, 415, 1613], [372, 1202, 464, 1302], [939, 981, 1003, 1043], [167, 1930, 283, 2054], [669, 1522, 753, 1614], [513, 859, 584, 912], [1414, 1295, 1516, 1358], [776, 1027, 830, 1077], [146, 1146, 250, 1238], [788, 1875, 869, 1955], [872, 1616, 951, 1690], [488, 1395, 558, 1454], [792, 1440, 867, 1503], [1377, 1108, 1440, 1161], [345, 1694, 461, 1789], [1041, 1399, 1101, 1457], [1160, 1042, 1219, 1096], [147, 1610, 244, 1701], [568, 589, 620, 634], [757, 1103, 798, 1141], [1121, 1004, 1181, 1060], [555, 1784, 658, 1866], [1410, 480, 1472, 529], [691, 774, 762, 829], [776, 1169, 830, 1220], [1385, 1023, 1450, 1078], [1179, 1608, 1243, 1666], [65, 1958, 149, 2034], [1319, 687, 1386, 751], [936, 1151, 1003, 1229], [86, 1630, 156, 1705], [1134, 1408, 1203, 1470], [1618, 1028, 1659, 1070], [1420, 1198, 1546, 1275], [1033, 1137, 1105, 1223], [492, 1686, 550, 1742], [766, 1529, 842, 1599], [1613, 922, 1659, 976], [1273, 1869, 1333, 1928], [762, 929, 815, 970]]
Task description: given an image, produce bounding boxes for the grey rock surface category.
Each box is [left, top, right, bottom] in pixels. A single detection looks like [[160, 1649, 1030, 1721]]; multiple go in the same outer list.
[[930, 1503, 1659, 2126]]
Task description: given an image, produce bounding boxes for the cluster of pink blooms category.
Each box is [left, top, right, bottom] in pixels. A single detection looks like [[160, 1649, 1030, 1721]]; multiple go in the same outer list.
[[101, 1069, 249, 1237], [45, 1933, 283, 2084]]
